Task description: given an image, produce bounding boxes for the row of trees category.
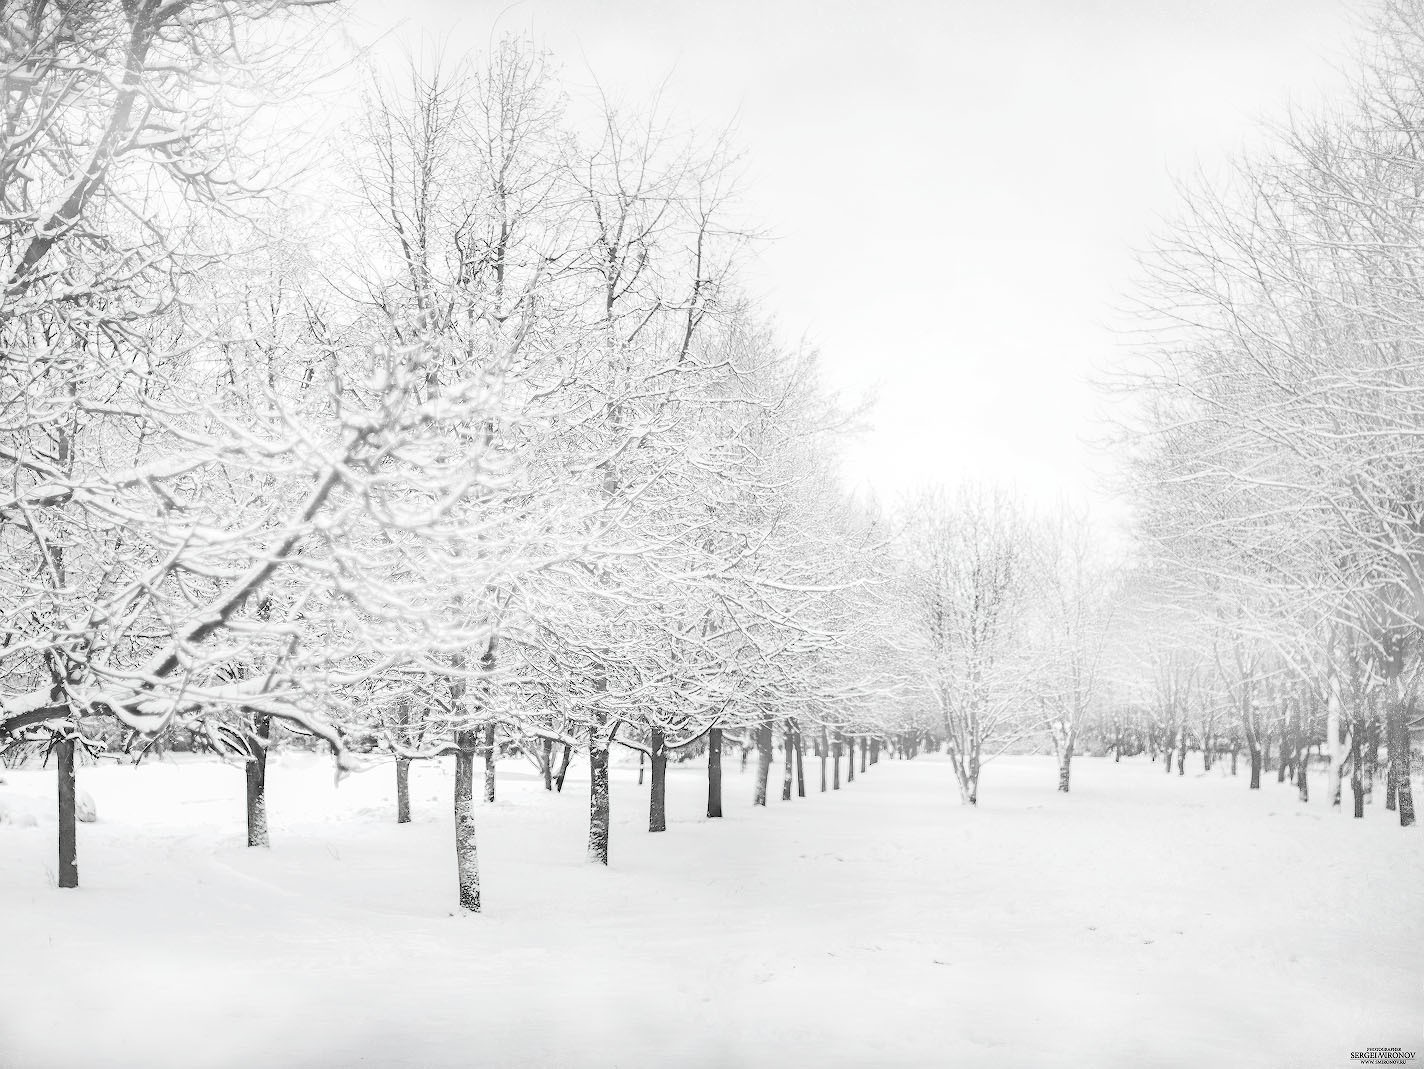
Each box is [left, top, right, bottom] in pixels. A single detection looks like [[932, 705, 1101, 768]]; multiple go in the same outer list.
[[1112, 0, 1424, 827], [9, 0, 1418, 920], [894, 491, 1119, 805], [0, 2, 926, 908]]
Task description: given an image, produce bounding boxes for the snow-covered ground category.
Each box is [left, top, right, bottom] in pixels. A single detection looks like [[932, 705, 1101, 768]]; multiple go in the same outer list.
[[1, 751, 1419, 1068]]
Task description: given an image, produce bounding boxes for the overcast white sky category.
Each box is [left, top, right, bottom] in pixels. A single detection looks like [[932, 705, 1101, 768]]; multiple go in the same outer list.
[[344, 0, 1367, 517]]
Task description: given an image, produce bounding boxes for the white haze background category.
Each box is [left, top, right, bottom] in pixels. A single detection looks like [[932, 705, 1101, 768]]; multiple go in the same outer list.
[[342, 0, 1364, 518]]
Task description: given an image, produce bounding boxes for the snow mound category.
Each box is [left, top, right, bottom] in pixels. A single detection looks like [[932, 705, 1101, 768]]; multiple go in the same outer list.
[[76, 790, 97, 823], [0, 795, 41, 828]]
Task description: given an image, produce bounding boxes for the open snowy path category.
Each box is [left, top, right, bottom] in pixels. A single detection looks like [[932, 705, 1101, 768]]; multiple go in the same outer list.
[[1, 752, 1420, 1067]]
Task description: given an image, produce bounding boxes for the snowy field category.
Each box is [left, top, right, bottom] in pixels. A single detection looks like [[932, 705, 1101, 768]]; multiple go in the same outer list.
[[1, 752, 1421, 1068]]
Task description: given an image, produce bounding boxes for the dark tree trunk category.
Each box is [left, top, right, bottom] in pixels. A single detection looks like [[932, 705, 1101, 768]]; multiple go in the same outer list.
[[860, 737, 867, 773], [57, 734, 77, 889], [1386, 706, 1398, 810], [483, 723, 496, 803], [649, 727, 667, 833], [1364, 716, 1379, 806], [1241, 674, 1263, 790], [832, 731, 842, 790], [1398, 749, 1416, 827], [795, 731, 806, 798], [781, 724, 794, 801], [1392, 702, 1415, 828], [395, 757, 411, 824], [1178, 731, 1187, 777], [454, 734, 480, 911], [245, 714, 271, 848], [1057, 740, 1073, 793], [847, 734, 856, 783], [819, 727, 828, 792], [542, 737, 553, 791], [638, 750, 645, 786], [1349, 725, 1364, 819], [753, 721, 774, 806], [707, 726, 724, 818], [1230, 747, 1238, 776], [1297, 751, 1309, 803], [870, 738, 880, 765], [554, 743, 572, 793], [588, 731, 611, 863]]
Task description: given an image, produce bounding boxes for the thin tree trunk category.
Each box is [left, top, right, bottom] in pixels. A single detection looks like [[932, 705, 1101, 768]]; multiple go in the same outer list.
[[781, 723, 794, 801], [707, 726, 723, 818], [483, 723, 496, 803], [870, 738, 880, 765], [1350, 726, 1364, 820], [1361, 720, 1372, 802], [832, 731, 842, 790], [1327, 671, 1345, 808], [819, 727, 828, 792], [57, 734, 77, 889], [638, 750, 645, 786], [454, 733, 480, 911], [1386, 707, 1398, 811], [554, 743, 572, 793], [1364, 714, 1379, 805], [245, 714, 271, 848], [649, 727, 667, 833], [1297, 748, 1309, 803], [753, 721, 774, 806], [1057, 739, 1073, 793], [948, 737, 981, 806], [588, 730, 611, 863], [795, 730, 806, 798], [395, 757, 411, 824], [847, 734, 855, 783], [860, 737, 867, 773], [542, 737, 553, 791], [1393, 701, 1415, 828]]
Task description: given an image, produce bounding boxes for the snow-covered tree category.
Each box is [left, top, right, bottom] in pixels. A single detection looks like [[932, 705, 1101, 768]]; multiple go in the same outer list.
[[899, 486, 1037, 805]]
